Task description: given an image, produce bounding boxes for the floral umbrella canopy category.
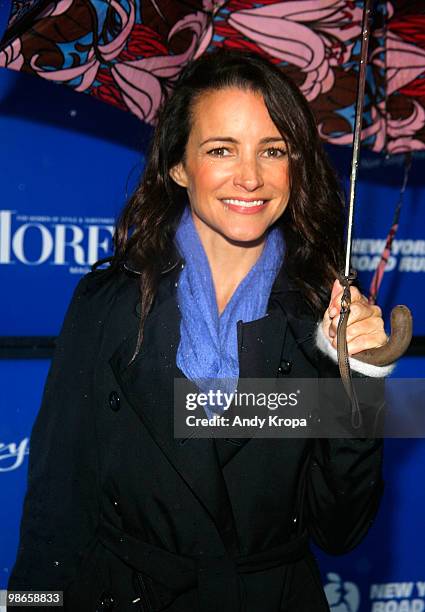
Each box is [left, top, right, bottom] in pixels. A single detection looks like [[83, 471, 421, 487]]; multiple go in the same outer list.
[[0, 0, 424, 154]]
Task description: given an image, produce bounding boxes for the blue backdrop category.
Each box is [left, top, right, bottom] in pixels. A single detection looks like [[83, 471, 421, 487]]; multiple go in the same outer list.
[[1, 66, 424, 611]]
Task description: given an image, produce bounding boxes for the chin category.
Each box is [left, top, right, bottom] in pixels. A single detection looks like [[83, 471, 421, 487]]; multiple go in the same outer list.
[[221, 226, 268, 246]]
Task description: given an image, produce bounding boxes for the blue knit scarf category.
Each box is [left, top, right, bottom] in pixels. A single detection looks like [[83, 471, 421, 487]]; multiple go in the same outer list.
[[174, 207, 284, 416]]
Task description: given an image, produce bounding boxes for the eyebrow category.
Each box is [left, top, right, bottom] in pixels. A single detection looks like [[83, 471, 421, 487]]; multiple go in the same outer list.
[[200, 136, 286, 146]]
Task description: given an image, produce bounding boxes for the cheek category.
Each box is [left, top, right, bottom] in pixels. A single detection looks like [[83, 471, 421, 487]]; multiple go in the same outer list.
[[191, 164, 228, 198], [271, 168, 290, 212], [264, 163, 290, 192], [277, 167, 290, 191]]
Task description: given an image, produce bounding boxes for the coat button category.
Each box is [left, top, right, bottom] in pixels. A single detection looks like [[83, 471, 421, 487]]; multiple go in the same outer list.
[[112, 498, 122, 516], [278, 360, 292, 375], [109, 391, 120, 412], [96, 592, 116, 611]]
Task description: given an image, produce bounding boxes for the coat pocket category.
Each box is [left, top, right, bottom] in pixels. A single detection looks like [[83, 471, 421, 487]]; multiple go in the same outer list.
[[65, 540, 111, 611], [66, 539, 153, 612], [133, 573, 157, 612]]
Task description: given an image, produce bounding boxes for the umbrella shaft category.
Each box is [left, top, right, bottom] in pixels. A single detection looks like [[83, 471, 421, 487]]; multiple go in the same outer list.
[[345, 0, 373, 277]]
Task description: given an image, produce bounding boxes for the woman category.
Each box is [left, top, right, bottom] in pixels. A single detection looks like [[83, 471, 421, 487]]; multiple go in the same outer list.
[[9, 50, 391, 611]]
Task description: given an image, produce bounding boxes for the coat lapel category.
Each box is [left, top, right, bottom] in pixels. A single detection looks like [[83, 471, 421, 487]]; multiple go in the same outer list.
[[238, 310, 288, 379], [215, 268, 320, 465], [269, 266, 321, 363], [109, 266, 240, 554]]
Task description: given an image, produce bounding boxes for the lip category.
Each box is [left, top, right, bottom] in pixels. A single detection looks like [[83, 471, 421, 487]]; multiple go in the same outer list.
[[221, 198, 270, 215]]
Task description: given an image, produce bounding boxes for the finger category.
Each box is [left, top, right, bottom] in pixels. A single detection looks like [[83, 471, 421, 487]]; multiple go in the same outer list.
[[329, 285, 369, 316], [330, 279, 343, 303], [328, 282, 359, 317], [330, 319, 386, 349], [328, 280, 344, 318], [345, 302, 382, 325], [329, 314, 339, 338], [347, 285, 365, 304], [321, 312, 333, 341], [329, 313, 385, 343], [347, 331, 388, 356], [329, 303, 383, 337], [345, 316, 385, 341]]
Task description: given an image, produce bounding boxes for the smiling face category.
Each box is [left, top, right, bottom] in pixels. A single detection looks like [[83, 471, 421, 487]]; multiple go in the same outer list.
[[169, 87, 290, 248]]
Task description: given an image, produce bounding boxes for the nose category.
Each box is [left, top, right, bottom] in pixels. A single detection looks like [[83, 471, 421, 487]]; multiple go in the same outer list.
[[233, 154, 264, 191]]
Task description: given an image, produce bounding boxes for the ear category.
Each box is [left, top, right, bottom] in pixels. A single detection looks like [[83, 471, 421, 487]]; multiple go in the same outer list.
[[169, 162, 189, 188]]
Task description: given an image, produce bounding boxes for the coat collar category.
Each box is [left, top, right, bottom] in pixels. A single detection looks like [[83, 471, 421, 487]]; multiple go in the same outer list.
[[116, 255, 319, 375]]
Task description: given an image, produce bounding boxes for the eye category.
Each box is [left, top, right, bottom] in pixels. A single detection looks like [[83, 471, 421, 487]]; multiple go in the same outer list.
[[207, 147, 231, 157], [263, 147, 287, 158]]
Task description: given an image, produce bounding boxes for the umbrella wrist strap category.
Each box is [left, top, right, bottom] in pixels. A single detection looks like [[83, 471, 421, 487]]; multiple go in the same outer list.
[[337, 272, 362, 429]]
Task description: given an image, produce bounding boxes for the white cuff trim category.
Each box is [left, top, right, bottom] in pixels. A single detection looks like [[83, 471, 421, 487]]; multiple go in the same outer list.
[[315, 323, 396, 378]]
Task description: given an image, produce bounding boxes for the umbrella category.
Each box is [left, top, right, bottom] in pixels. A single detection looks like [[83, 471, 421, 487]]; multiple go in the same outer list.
[[0, 0, 415, 382], [0, 0, 424, 154]]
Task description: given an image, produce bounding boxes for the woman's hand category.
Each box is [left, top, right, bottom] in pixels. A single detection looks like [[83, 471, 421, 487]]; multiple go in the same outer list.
[[321, 279, 388, 356]]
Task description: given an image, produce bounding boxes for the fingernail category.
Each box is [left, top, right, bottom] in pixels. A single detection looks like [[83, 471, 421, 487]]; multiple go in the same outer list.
[[329, 328, 335, 338], [329, 307, 337, 318]]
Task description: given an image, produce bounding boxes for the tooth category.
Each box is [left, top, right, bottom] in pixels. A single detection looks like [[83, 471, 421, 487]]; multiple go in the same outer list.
[[222, 199, 265, 207]]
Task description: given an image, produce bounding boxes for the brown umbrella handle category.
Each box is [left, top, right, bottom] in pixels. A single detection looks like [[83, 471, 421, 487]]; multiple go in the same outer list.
[[353, 305, 413, 366]]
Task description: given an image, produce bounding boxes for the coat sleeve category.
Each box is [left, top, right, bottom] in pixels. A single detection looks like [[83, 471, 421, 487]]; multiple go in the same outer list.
[[304, 437, 384, 555], [303, 349, 385, 555], [8, 273, 105, 592]]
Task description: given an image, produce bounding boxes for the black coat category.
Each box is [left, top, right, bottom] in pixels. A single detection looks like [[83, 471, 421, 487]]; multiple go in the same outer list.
[[9, 262, 384, 612]]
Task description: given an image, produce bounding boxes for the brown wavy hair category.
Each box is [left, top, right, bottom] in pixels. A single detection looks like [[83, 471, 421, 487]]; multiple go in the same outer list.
[[106, 49, 345, 355]]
